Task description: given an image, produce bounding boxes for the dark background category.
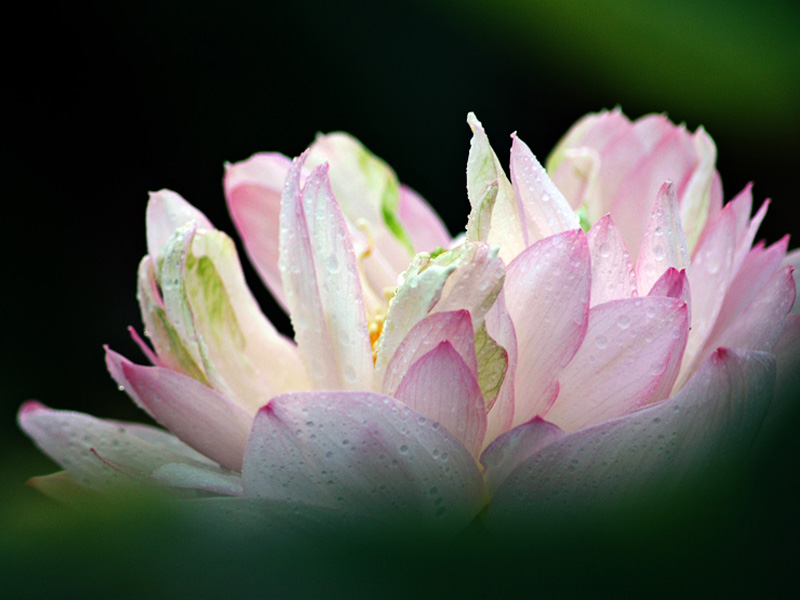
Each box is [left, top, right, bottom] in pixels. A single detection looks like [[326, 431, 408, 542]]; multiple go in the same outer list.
[[3, 1, 799, 596]]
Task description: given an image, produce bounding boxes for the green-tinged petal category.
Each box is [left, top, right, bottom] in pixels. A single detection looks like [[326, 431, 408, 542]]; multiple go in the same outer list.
[[305, 132, 414, 262], [679, 126, 718, 252], [465, 112, 525, 261], [474, 323, 508, 410], [136, 256, 208, 384]]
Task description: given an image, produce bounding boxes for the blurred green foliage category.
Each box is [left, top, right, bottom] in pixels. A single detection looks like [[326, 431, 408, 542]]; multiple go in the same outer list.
[[432, 0, 800, 141]]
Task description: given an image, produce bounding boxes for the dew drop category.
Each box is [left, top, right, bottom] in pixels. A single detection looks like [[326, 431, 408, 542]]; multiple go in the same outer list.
[[617, 315, 631, 330]]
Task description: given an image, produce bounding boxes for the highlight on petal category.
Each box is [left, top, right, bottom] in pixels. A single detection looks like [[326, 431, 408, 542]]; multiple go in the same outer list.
[[503, 229, 591, 425], [242, 391, 485, 533], [224, 152, 293, 310], [679, 126, 719, 251], [488, 348, 776, 534], [279, 155, 374, 391]]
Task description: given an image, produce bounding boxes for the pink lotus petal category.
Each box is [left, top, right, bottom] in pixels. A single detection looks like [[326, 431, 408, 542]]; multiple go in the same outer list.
[[395, 342, 487, 457], [680, 204, 738, 385], [510, 133, 580, 243], [636, 181, 690, 295], [611, 127, 696, 260], [304, 132, 415, 276], [17, 400, 232, 492], [546, 296, 688, 432], [242, 391, 485, 532], [587, 215, 637, 306], [279, 155, 373, 391], [106, 349, 252, 472], [679, 126, 718, 250], [709, 237, 789, 342], [504, 229, 590, 425], [480, 417, 565, 497], [376, 242, 503, 379], [224, 152, 293, 311], [648, 267, 692, 324], [488, 348, 775, 531], [709, 265, 795, 354], [398, 184, 452, 252], [145, 189, 214, 265], [381, 310, 476, 398], [784, 248, 800, 315]]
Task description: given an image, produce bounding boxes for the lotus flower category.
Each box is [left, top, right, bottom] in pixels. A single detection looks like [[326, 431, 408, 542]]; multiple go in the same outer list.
[[18, 110, 800, 537]]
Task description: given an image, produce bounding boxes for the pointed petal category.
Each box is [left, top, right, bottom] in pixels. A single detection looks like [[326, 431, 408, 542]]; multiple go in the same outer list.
[[395, 342, 487, 457], [488, 348, 775, 532], [710, 237, 789, 341], [648, 267, 692, 324], [587, 215, 637, 306], [398, 184, 452, 252], [145, 189, 214, 267], [224, 152, 293, 310], [636, 182, 690, 295], [546, 296, 688, 432], [784, 248, 800, 315], [679, 205, 738, 385], [381, 310, 476, 398], [504, 230, 591, 425], [480, 417, 565, 497], [18, 401, 231, 492], [611, 127, 696, 260], [465, 112, 525, 261], [510, 133, 580, 243], [106, 349, 252, 472], [679, 126, 719, 251], [279, 156, 373, 391], [27, 471, 97, 505], [242, 391, 485, 532], [304, 132, 414, 269]]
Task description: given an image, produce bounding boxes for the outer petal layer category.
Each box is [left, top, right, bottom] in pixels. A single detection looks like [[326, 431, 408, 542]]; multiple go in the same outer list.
[[488, 348, 775, 534], [242, 391, 485, 533]]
